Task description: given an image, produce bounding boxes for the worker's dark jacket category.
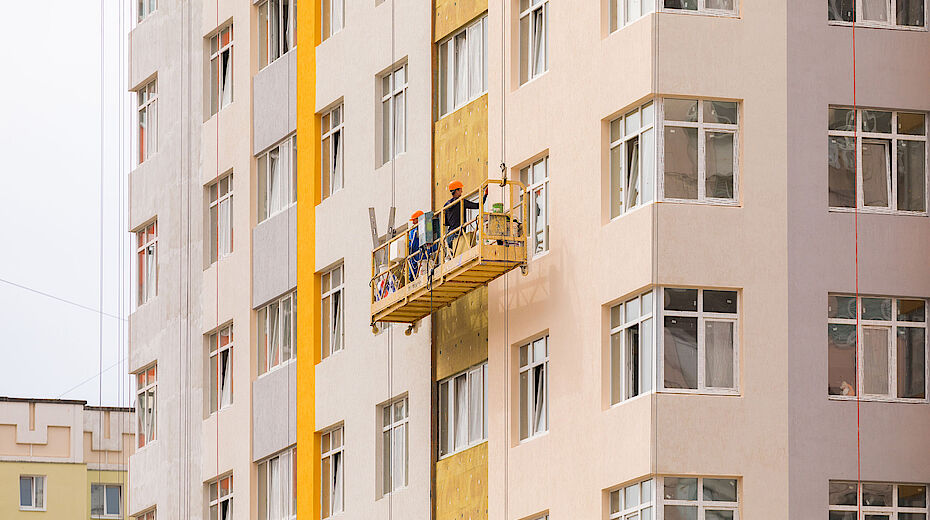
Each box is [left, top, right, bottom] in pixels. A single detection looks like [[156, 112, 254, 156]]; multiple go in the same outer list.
[[443, 192, 487, 230]]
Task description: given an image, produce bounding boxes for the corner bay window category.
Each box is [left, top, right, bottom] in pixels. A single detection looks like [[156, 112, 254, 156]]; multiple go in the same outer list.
[[610, 291, 654, 405], [438, 15, 488, 116], [663, 98, 738, 202], [828, 295, 927, 400], [210, 25, 234, 115], [258, 0, 295, 69], [258, 293, 295, 375], [609, 479, 654, 520], [828, 107, 926, 213], [663, 288, 738, 392], [830, 481, 928, 519], [828, 0, 925, 27], [258, 135, 298, 222], [322, 0, 345, 41], [321, 428, 344, 518], [439, 362, 488, 457], [663, 0, 737, 14], [519, 336, 548, 440], [520, 157, 549, 255], [663, 477, 739, 520], [519, 0, 548, 84], [209, 476, 233, 520], [610, 102, 655, 218]]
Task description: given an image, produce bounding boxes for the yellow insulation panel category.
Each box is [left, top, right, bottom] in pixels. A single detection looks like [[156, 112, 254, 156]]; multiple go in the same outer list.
[[435, 0, 488, 42], [435, 442, 489, 520], [435, 286, 488, 381], [433, 94, 489, 207]]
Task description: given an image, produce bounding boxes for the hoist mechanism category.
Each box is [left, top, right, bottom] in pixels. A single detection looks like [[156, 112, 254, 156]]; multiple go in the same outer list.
[[370, 179, 529, 328]]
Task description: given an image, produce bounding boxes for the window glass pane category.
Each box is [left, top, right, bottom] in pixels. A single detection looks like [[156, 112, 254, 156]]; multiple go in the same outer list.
[[829, 137, 856, 208], [664, 317, 698, 389], [900, 485, 927, 507], [439, 382, 449, 455], [705, 0, 734, 9], [705, 132, 734, 199], [861, 298, 892, 320], [705, 321, 735, 388], [610, 143, 624, 218], [626, 483, 640, 508], [830, 513, 858, 520], [641, 318, 653, 393], [861, 0, 889, 21], [897, 0, 926, 25], [828, 324, 858, 396], [898, 113, 926, 135], [642, 292, 654, 316], [830, 108, 855, 131], [611, 304, 622, 329], [625, 110, 641, 135], [704, 101, 738, 124], [106, 486, 121, 514], [664, 505, 697, 520], [664, 127, 698, 199], [519, 370, 529, 438], [664, 0, 698, 11], [664, 477, 698, 500], [92, 485, 104, 515], [863, 110, 892, 133], [469, 369, 483, 442], [642, 128, 655, 204], [664, 288, 698, 311], [897, 140, 926, 212], [899, 514, 928, 520], [704, 479, 737, 501], [455, 375, 467, 449], [829, 0, 856, 21], [705, 511, 734, 520], [611, 332, 622, 405], [829, 295, 857, 319], [897, 327, 926, 399], [862, 483, 894, 506], [704, 290, 737, 314], [609, 490, 621, 514], [665, 99, 698, 122], [862, 140, 891, 208], [20, 477, 31, 507], [830, 481, 858, 505], [863, 328, 890, 395], [626, 297, 640, 323]]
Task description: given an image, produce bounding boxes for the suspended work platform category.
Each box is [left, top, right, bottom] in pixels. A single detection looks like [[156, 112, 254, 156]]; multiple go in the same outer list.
[[371, 180, 528, 325]]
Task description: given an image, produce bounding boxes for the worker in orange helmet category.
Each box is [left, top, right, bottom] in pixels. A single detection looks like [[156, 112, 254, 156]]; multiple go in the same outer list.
[[443, 180, 487, 254], [407, 210, 426, 279]]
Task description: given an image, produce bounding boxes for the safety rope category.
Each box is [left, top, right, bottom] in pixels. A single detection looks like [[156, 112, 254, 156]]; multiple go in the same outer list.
[[388, 0, 397, 519], [499, 5, 510, 519], [97, 0, 105, 502]]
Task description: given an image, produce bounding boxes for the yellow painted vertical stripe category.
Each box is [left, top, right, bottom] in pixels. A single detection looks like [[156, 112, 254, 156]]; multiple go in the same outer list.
[[296, 0, 320, 518]]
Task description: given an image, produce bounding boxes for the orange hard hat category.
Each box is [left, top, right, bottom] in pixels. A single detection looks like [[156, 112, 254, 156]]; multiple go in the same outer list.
[[410, 210, 424, 222], [448, 180, 464, 191]]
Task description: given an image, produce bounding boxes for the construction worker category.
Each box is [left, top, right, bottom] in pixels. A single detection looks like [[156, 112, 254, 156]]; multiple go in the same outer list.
[[443, 180, 487, 254], [407, 211, 424, 279]]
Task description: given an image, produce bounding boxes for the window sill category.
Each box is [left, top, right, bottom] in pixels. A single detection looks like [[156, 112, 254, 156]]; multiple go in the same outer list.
[[828, 395, 928, 404], [20, 508, 46, 512], [659, 8, 739, 19], [529, 249, 550, 262], [317, 347, 344, 366], [438, 439, 488, 461], [136, 439, 158, 451], [609, 389, 654, 409], [437, 91, 489, 121], [317, 188, 344, 207], [207, 402, 234, 419], [660, 197, 739, 207], [659, 388, 740, 396], [259, 202, 298, 225], [258, 48, 296, 72], [518, 71, 548, 90], [258, 358, 296, 379], [379, 486, 408, 500], [517, 430, 549, 445], [608, 200, 655, 223], [828, 206, 928, 217], [828, 20, 928, 32]]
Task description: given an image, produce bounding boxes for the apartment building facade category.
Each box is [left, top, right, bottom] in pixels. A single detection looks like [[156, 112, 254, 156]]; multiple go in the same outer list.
[[0, 398, 133, 519], [128, 0, 930, 519]]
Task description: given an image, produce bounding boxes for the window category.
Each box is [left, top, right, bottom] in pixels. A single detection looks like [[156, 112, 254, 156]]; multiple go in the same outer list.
[[609, 0, 655, 32], [438, 15, 488, 116], [19, 476, 45, 511], [259, 0, 295, 69], [381, 397, 408, 495], [663, 477, 739, 520], [662, 288, 738, 392], [830, 481, 928, 519], [322, 0, 345, 40], [321, 105, 344, 200], [609, 479, 654, 520], [138, 0, 156, 21], [210, 25, 234, 116], [258, 292, 296, 375], [519, 335, 548, 441], [610, 102, 656, 218], [209, 324, 234, 413], [828, 295, 927, 400], [208, 476, 233, 520], [828, 108, 927, 213], [610, 291, 654, 405], [380, 64, 407, 165], [138, 509, 156, 520], [91, 484, 121, 518], [321, 427, 344, 518], [258, 135, 298, 222], [662, 98, 739, 202], [137, 80, 157, 164], [520, 157, 549, 256], [136, 365, 156, 447], [662, 0, 737, 14], [439, 362, 488, 457], [321, 265, 344, 360], [136, 220, 157, 305], [209, 173, 233, 262], [258, 448, 296, 520], [829, 0, 925, 27], [519, 0, 548, 84]]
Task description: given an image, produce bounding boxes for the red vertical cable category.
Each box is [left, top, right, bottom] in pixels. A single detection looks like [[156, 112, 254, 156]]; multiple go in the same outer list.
[[852, 16, 862, 519]]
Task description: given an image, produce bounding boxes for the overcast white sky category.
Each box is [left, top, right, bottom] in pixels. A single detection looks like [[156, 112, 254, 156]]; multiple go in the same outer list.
[[0, 1, 131, 407]]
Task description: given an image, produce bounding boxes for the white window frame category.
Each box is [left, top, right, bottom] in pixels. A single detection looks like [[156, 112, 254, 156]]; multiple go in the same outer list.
[[258, 448, 296, 520], [661, 476, 740, 520], [137, 79, 157, 165], [439, 362, 489, 458], [659, 0, 739, 16], [137, 0, 156, 22], [520, 156, 550, 257], [830, 481, 930, 519], [208, 173, 234, 263], [518, 335, 549, 441], [827, 107, 928, 214], [321, 105, 344, 200], [136, 365, 157, 448], [610, 101, 656, 219], [91, 483, 122, 518], [827, 295, 928, 402], [321, 264, 344, 360], [208, 475, 234, 520], [608, 478, 655, 520], [258, 135, 298, 222], [438, 14, 488, 117], [519, 0, 548, 85], [19, 475, 45, 511], [208, 324, 234, 414], [321, 427, 344, 518], [258, 292, 296, 376], [259, 0, 296, 69], [136, 220, 157, 306], [322, 0, 345, 41], [660, 288, 739, 395], [209, 25, 234, 116], [380, 63, 408, 165], [659, 98, 740, 204], [137, 508, 156, 520], [381, 396, 408, 496], [608, 0, 656, 33], [828, 0, 928, 30], [609, 291, 655, 406]]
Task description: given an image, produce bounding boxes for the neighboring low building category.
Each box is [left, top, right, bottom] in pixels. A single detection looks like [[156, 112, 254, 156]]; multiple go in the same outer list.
[[0, 397, 133, 519]]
